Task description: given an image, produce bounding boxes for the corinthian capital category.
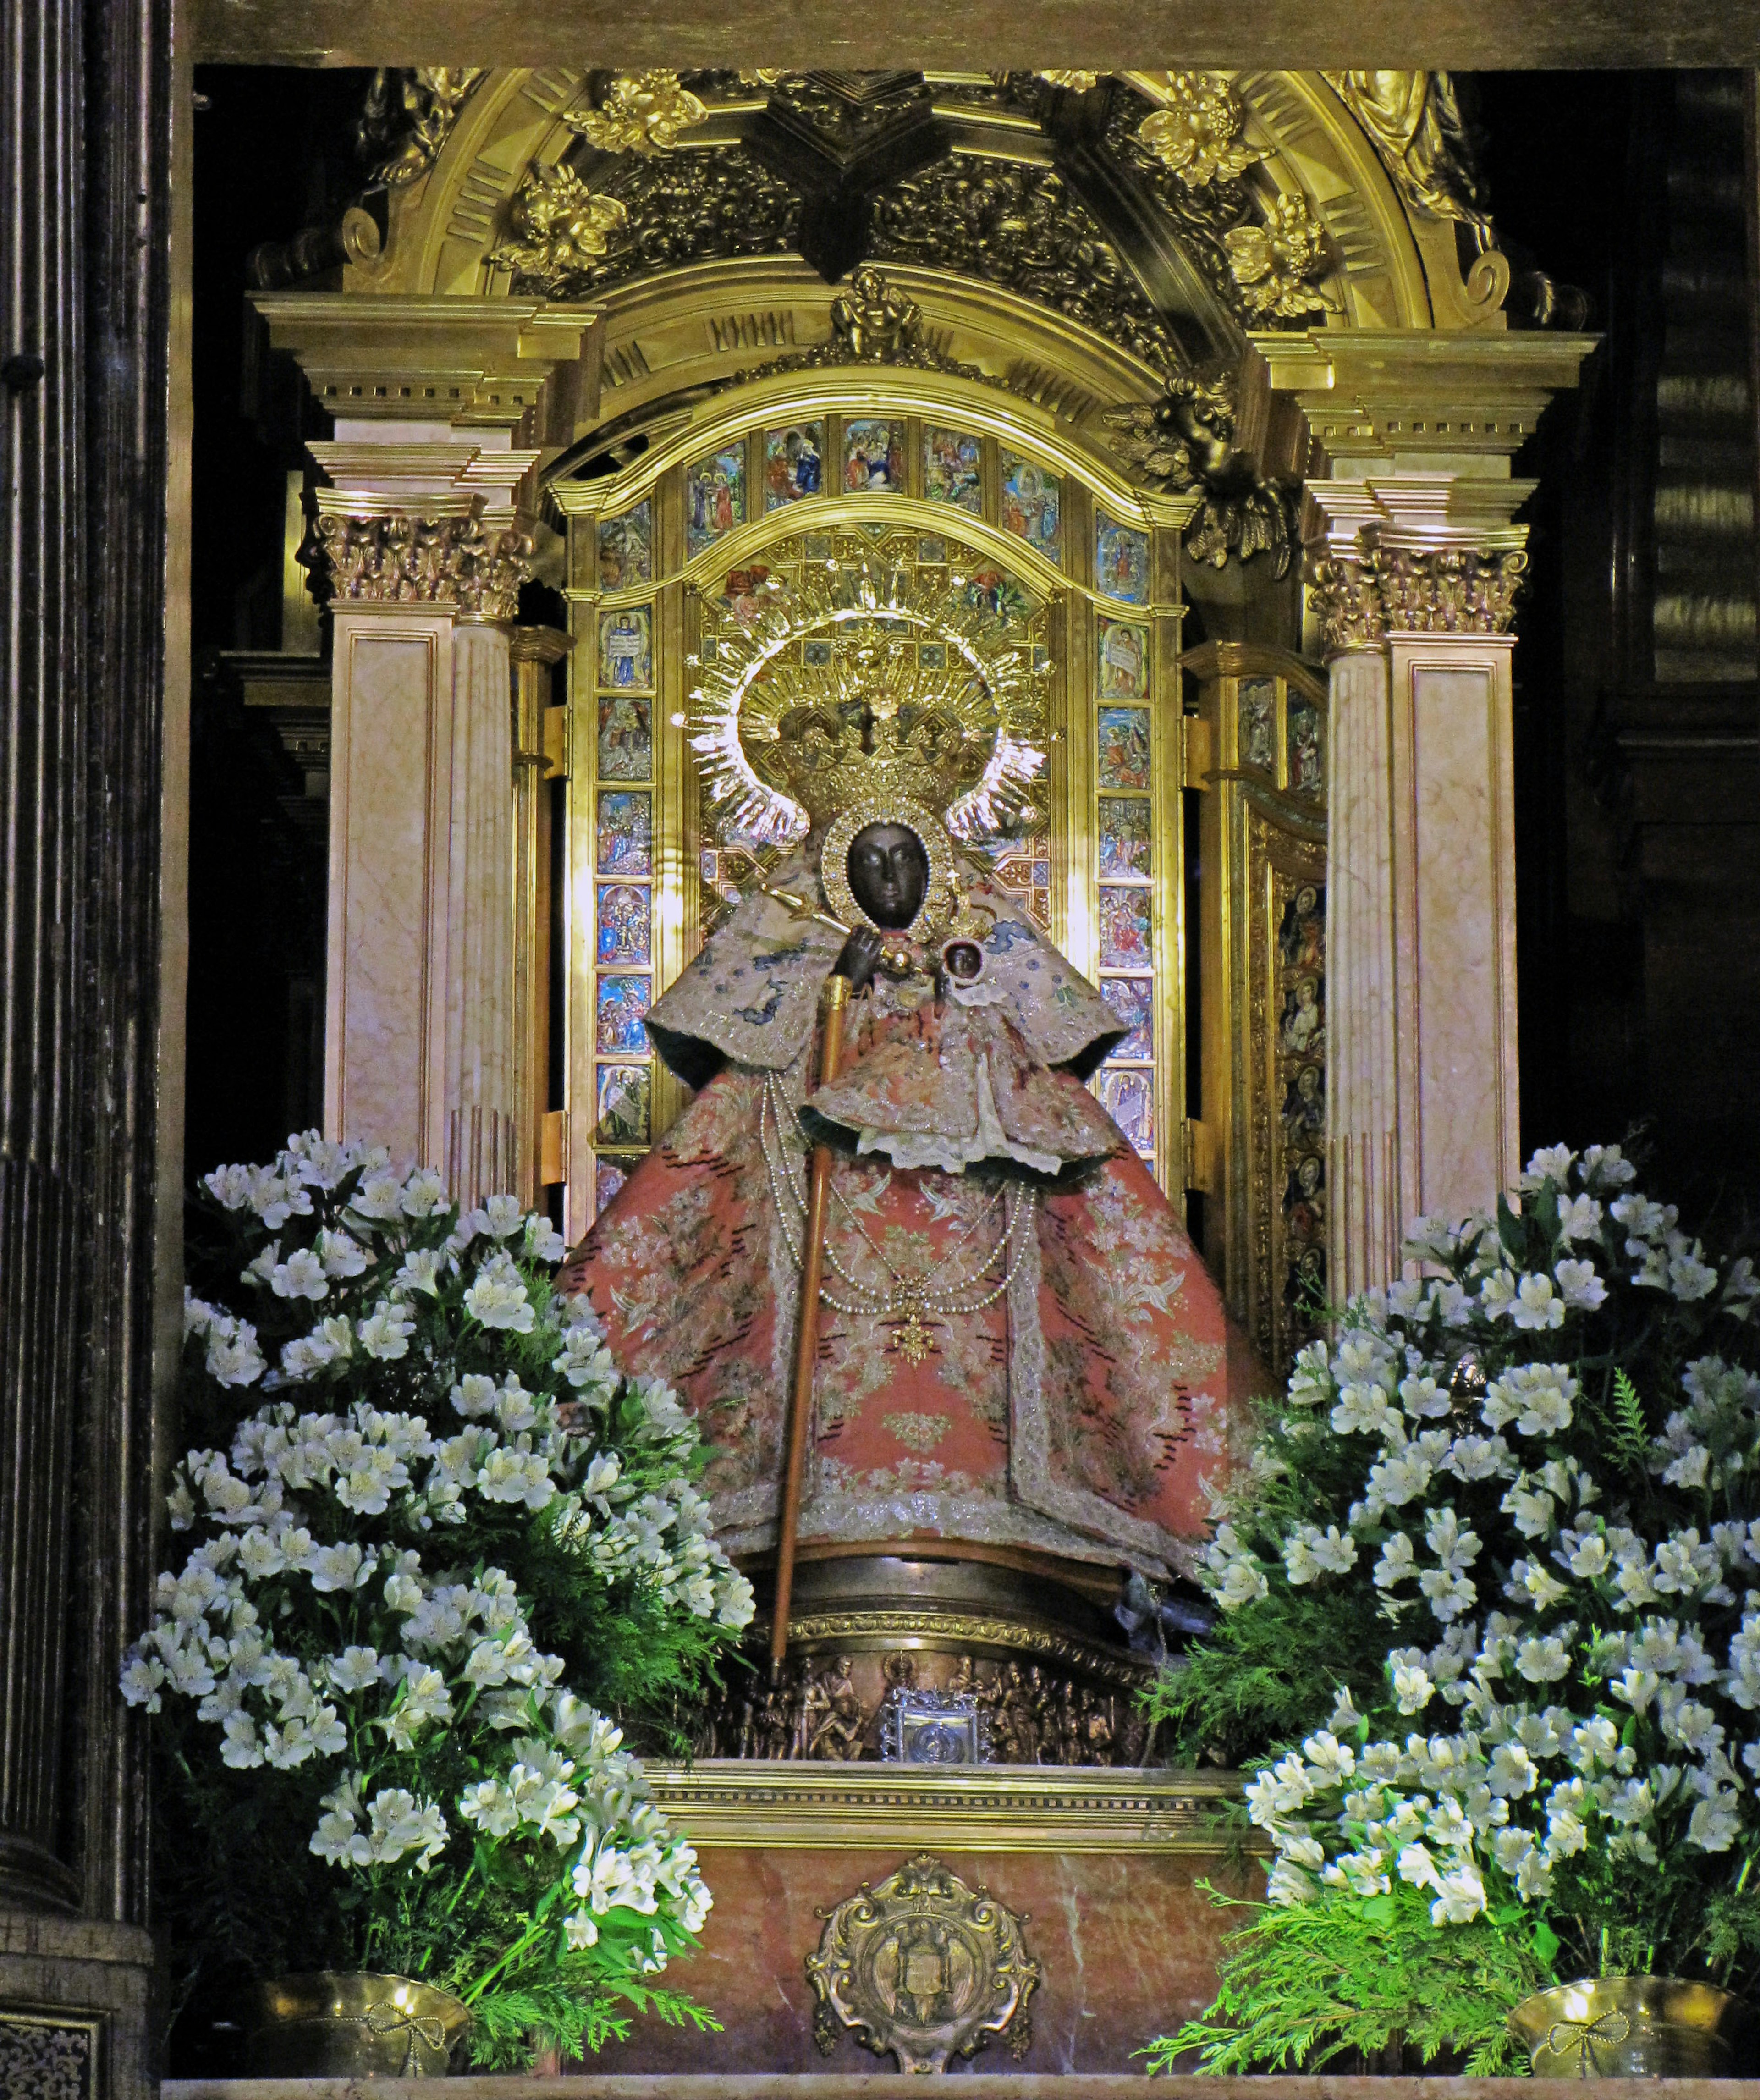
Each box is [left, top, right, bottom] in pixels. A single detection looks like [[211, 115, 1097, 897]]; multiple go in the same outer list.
[[312, 504, 534, 623], [1307, 543, 1528, 654]]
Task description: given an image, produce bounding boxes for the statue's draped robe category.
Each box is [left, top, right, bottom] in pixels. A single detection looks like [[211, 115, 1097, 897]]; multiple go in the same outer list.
[[571, 851, 1249, 1578]]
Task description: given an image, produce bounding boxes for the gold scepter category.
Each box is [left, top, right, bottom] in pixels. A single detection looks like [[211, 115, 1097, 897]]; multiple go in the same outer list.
[[761, 880, 862, 1683]]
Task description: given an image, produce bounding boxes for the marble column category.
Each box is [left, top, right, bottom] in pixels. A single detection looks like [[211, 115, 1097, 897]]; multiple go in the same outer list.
[[1309, 482, 1529, 1298], [1, 0, 174, 2090], [314, 499, 533, 1198]]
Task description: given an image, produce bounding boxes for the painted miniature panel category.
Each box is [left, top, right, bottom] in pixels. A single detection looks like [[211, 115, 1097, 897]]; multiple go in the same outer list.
[[596, 789, 652, 877], [999, 451, 1061, 563], [1095, 1066, 1155, 1154], [843, 418, 906, 492], [598, 605, 653, 691], [1276, 964, 1325, 1061], [1098, 796, 1152, 880], [595, 974, 653, 1055], [1100, 975, 1154, 1060], [597, 501, 652, 591], [595, 1155, 636, 1213], [1287, 694, 1324, 798], [1096, 617, 1150, 700], [1240, 677, 1276, 772], [923, 425, 983, 513], [764, 422, 825, 509], [960, 567, 1032, 624], [1094, 513, 1150, 603], [595, 882, 652, 966], [596, 692, 652, 781], [595, 1063, 652, 1147], [1096, 707, 1151, 792], [1098, 885, 1153, 970], [687, 446, 746, 556]]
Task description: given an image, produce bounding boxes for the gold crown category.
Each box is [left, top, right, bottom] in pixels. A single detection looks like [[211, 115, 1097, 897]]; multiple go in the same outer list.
[[690, 555, 1046, 846]]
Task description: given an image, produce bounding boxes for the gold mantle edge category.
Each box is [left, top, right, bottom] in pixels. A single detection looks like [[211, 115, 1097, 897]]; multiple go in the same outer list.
[[645, 1759, 1245, 1852]]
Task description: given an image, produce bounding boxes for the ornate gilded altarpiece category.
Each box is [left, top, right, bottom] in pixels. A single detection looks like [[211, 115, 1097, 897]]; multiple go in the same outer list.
[[551, 370, 1194, 1230], [1188, 644, 1329, 1373]]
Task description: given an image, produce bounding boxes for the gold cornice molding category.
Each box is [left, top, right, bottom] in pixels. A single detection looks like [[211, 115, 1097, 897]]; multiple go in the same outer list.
[[1246, 326, 1598, 478], [249, 291, 600, 441], [645, 1759, 1246, 1852]]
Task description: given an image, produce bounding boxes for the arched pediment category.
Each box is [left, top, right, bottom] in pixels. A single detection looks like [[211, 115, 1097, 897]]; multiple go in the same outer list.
[[346, 67, 1520, 395]]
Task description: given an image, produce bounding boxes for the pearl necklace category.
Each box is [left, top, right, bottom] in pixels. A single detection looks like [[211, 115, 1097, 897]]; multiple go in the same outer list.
[[759, 1071, 1033, 1365]]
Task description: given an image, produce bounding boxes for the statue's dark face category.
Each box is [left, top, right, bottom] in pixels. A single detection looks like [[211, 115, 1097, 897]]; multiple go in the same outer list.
[[846, 821, 928, 930]]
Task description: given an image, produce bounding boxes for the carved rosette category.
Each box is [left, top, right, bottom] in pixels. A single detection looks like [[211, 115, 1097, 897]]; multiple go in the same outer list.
[[1307, 546, 1528, 654], [313, 511, 535, 623], [807, 1853, 1040, 2072], [1137, 71, 1259, 187]]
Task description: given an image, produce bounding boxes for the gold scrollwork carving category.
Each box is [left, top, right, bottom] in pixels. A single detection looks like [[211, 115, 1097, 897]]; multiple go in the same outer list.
[[358, 67, 486, 189], [1136, 71, 1260, 188], [1306, 554, 1387, 654], [564, 71, 708, 155], [807, 1853, 1040, 2072], [313, 511, 534, 623], [1103, 371, 1297, 574], [1222, 191, 1334, 320], [733, 265, 984, 385], [490, 165, 630, 294]]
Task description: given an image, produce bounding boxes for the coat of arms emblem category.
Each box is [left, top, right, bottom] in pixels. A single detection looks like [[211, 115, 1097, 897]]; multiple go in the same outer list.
[[805, 1852, 1039, 2072]]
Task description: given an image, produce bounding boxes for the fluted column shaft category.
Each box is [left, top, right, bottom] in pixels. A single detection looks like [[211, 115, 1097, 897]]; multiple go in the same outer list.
[[314, 502, 532, 1199], [1310, 481, 1529, 1298]]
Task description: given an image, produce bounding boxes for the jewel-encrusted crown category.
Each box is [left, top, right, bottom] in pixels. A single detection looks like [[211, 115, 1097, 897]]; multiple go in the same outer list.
[[742, 640, 997, 827], [689, 556, 1047, 846]]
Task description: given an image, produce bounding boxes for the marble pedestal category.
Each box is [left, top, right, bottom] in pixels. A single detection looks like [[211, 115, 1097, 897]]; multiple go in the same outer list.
[[615, 1764, 1250, 2077], [0, 1914, 157, 2100]]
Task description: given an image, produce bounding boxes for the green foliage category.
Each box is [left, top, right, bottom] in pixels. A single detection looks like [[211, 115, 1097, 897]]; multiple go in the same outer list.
[[1140, 1883, 1554, 2076]]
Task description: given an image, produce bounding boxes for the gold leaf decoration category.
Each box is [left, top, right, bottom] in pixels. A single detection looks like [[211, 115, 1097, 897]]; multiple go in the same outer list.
[[566, 71, 708, 155], [1222, 192, 1333, 319], [490, 165, 629, 294], [1137, 71, 1259, 187], [1034, 69, 1101, 91]]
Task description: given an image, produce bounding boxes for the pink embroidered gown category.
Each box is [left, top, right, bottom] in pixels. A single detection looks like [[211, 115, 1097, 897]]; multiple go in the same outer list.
[[566, 849, 1256, 1581]]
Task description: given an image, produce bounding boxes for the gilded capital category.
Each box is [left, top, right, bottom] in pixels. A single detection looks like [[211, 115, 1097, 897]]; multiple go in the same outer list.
[[1306, 543, 1528, 655], [313, 508, 534, 623]]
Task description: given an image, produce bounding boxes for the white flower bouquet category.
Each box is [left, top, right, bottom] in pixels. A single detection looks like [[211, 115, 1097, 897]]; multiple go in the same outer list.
[[125, 1133, 754, 2071], [1144, 1143, 1760, 2072]]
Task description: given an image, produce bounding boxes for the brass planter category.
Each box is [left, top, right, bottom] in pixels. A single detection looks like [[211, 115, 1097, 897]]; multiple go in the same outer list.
[[243, 1972, 470, 2078], [1509, 1977, 1753, 2077]]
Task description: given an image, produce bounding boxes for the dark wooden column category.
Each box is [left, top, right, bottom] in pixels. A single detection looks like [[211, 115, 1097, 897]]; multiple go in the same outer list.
[[1, 0, 176, 2088]]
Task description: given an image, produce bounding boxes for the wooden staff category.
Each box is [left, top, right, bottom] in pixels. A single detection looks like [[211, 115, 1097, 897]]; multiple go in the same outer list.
[[770, 969, 852, 1681]]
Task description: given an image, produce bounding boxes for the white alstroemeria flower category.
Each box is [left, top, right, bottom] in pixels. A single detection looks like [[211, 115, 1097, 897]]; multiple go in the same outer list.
[[1366, 1452, 1433, 1511], [306, 1542, 369, 1593], [459, 1779, 520, 1838], [481, 1194, 527, 1240], [1487, 1741, 1540, 1797], [463, 1253, 536, 1334], [394, 1246, 446, 1297], [1509, 1274, 1566, 1331], [326, 1645, 382, 1694], [356, 1302, 415, 1361], [1688, 1790, 1744, 1853], [1484, 1364, 1577, 1439], [363, 1788, 448, 1869], [1556, 1194, 1604, 1246], [1516, 1631, 1574, 1683], [1302, 1730, 1357, 1783], [1444, 1433, 1514, 1483], [1392, 1664, 1434, 1714], [270, 1248, 328, 1301], [1664, 1445, 1712, 1490], [1525, 1144, 1577, 1185], [1581, 1144, 1637, 1189], [1668, 1244, 1720, 1302], [399, 1167, 448, 1218], [316, 1228, 369, 1279], [1563, 1531, 1610, 1580], [1553, 1257, 1608, 1311], [1512, 1560, 1570, 1613], [1282, 1524, 1358, 1585], [1399, 1372, 1451, 1421], [1478, 1269, 1518, 1321], [526, 1215, 567, 1264]]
